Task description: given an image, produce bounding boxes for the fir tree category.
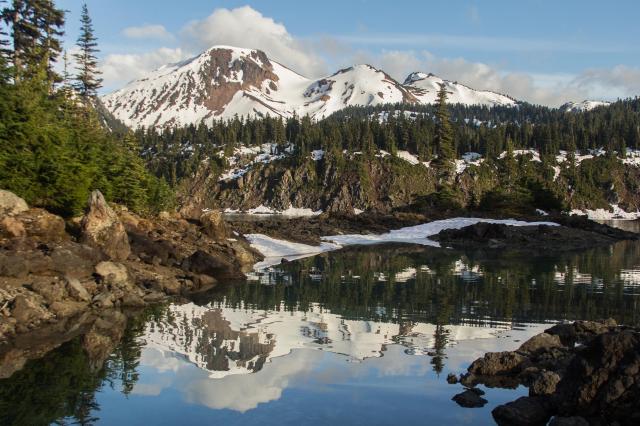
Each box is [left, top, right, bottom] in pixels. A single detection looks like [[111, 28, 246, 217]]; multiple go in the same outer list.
[[432, 83, 456, 184], [73, 3, 101, 99]]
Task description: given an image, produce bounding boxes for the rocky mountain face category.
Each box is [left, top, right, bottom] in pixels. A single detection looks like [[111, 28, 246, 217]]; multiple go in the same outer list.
[[102, 45, 518, 128], [178, 155, 437, 218]]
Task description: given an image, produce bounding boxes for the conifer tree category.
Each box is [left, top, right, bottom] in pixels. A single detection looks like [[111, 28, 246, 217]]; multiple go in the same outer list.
[[34, 0, 65, 88], [73, 3, 101, 99], [432, 83, 456, 184]]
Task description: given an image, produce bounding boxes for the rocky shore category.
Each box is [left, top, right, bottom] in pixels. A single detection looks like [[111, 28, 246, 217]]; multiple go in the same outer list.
[[449, 320, 640, 425], [433, 216, 639, 251], [0, 189, 261, 366]]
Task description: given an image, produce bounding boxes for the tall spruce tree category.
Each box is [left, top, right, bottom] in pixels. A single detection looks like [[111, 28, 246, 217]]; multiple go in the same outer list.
[[432, 83, 456, 184], [34, 0, 65, 88], [73, 3, 101, 99]]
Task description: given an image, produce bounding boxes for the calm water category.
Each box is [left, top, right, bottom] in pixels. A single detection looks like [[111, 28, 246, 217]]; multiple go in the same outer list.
[[2, 235, 640, 425]]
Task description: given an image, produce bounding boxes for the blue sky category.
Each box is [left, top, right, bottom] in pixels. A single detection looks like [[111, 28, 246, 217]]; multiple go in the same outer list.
[[57, 0, 640, 105]]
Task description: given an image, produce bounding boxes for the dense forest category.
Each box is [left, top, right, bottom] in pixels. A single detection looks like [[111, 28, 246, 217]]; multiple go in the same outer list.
[[136, 93, 640, 215], [0, 0, 172, 216]]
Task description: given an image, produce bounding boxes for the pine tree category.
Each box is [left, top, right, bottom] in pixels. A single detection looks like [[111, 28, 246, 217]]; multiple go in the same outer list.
[[432, 83, 456, 184], [73, 3, 101, 99]]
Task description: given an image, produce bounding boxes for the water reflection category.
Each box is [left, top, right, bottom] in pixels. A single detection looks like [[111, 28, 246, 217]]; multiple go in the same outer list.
[[2, 240, 640, 425]]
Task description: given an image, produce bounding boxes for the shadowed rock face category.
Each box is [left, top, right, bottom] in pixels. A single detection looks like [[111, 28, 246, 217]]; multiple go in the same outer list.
[[455, 320, 640, 426], [80, 191, 131, 261]]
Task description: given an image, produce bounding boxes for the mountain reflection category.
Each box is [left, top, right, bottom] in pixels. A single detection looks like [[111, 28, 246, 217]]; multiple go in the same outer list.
[[2, 240, 640, 423]]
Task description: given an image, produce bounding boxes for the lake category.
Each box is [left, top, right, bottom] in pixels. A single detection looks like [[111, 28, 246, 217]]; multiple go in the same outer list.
[[2, 235, 640, 425]]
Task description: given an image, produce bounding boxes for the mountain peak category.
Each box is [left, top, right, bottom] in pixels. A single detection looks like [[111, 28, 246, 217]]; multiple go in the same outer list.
[[102, 44, 520, 128]]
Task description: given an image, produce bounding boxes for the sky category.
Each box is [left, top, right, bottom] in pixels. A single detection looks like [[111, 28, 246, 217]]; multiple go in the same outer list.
[[57, 0, 640, 106]]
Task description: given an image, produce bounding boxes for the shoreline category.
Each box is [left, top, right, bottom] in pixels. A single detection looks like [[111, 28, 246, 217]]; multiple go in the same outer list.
[[1, 188, 639, 383]]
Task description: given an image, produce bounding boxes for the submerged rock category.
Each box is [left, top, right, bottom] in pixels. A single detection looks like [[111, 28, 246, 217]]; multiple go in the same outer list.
[[452, 388, 488, 408]]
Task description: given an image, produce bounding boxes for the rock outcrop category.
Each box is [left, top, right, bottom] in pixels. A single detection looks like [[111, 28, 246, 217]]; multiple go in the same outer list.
[[80, 190, 131, 261], [0, 189, 260, 349], [453, 320, 640, 426], [433, 220, 638, 251]]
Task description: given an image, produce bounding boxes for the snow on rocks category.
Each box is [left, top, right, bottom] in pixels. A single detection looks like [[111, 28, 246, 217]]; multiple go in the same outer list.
[[247, 218, 559, 270], [219, 143, 292, 181], [311, 150, 325, 161], [570, 204, 640, 220], [225, 205, 323, 217]]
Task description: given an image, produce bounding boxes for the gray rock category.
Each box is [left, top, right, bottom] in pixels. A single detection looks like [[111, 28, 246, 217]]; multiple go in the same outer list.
[[65, 277, 91, 302], [30, 280, 66, 304], [200, 210, 228, 240], [80, 190, 131, 261], [49, 300, 87, 318], [94, 261, 129, 286], [92, 292, 114, 309], [0, 189, 29, 216], [121, 293, 145, 307], [518, 333, 564, 355]]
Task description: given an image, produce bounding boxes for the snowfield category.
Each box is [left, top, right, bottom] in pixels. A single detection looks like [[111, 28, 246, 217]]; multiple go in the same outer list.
[[247, 218, 559, 270]]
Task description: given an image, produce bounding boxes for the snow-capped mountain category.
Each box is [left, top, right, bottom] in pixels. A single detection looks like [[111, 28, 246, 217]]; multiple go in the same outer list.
[[560, 100, 611, 112], [403, 72, 516, 107], [102, 45, 518, 128]]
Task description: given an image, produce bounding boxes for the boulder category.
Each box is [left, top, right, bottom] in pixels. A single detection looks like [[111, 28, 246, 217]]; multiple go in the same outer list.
[[49, 300, 87, 318], [468, 351, 531, 376], [452, 389, 488, 408], [10, 293, 52, 327], [200, 210, 228, 240], [80, 190, 131, 261], [94, 261, 129, 287], [530, 371, 561, 396], [18, 208, 66, 242], [518, 333, 564, 355], [181, 250, 241, 280], [0, 190, 29, 216], [121, 293, 145, 307], [30, 280, 66, 304], [92, 291, 114, 309], [65, 277, 91, 302], [446, 373, 459, 384], [492, 396, 553, 426], [0, 216, 26, 238]]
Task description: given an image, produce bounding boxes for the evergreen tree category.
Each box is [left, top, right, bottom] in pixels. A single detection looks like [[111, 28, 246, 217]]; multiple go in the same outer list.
[[432, 83, 456, 184], [73, 3, 101, 99]]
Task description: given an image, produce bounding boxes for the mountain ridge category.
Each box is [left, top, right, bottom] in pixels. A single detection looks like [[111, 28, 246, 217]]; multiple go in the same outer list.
[[102, 45, 519, 128]]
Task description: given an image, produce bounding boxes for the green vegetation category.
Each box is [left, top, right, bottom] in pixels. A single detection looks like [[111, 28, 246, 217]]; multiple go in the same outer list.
[[0, 1, 172, 216]]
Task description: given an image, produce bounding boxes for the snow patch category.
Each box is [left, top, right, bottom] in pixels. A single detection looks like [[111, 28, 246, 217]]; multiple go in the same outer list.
[[247, 218, 559, 270], [570, 204, 640, 220]]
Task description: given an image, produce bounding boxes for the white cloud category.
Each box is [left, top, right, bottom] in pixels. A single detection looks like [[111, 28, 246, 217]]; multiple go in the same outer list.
[[101, 47, 187, 90], [122, 24, 175, 41], [180, 6, 327, 78], [98, 7, 639, 106]]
